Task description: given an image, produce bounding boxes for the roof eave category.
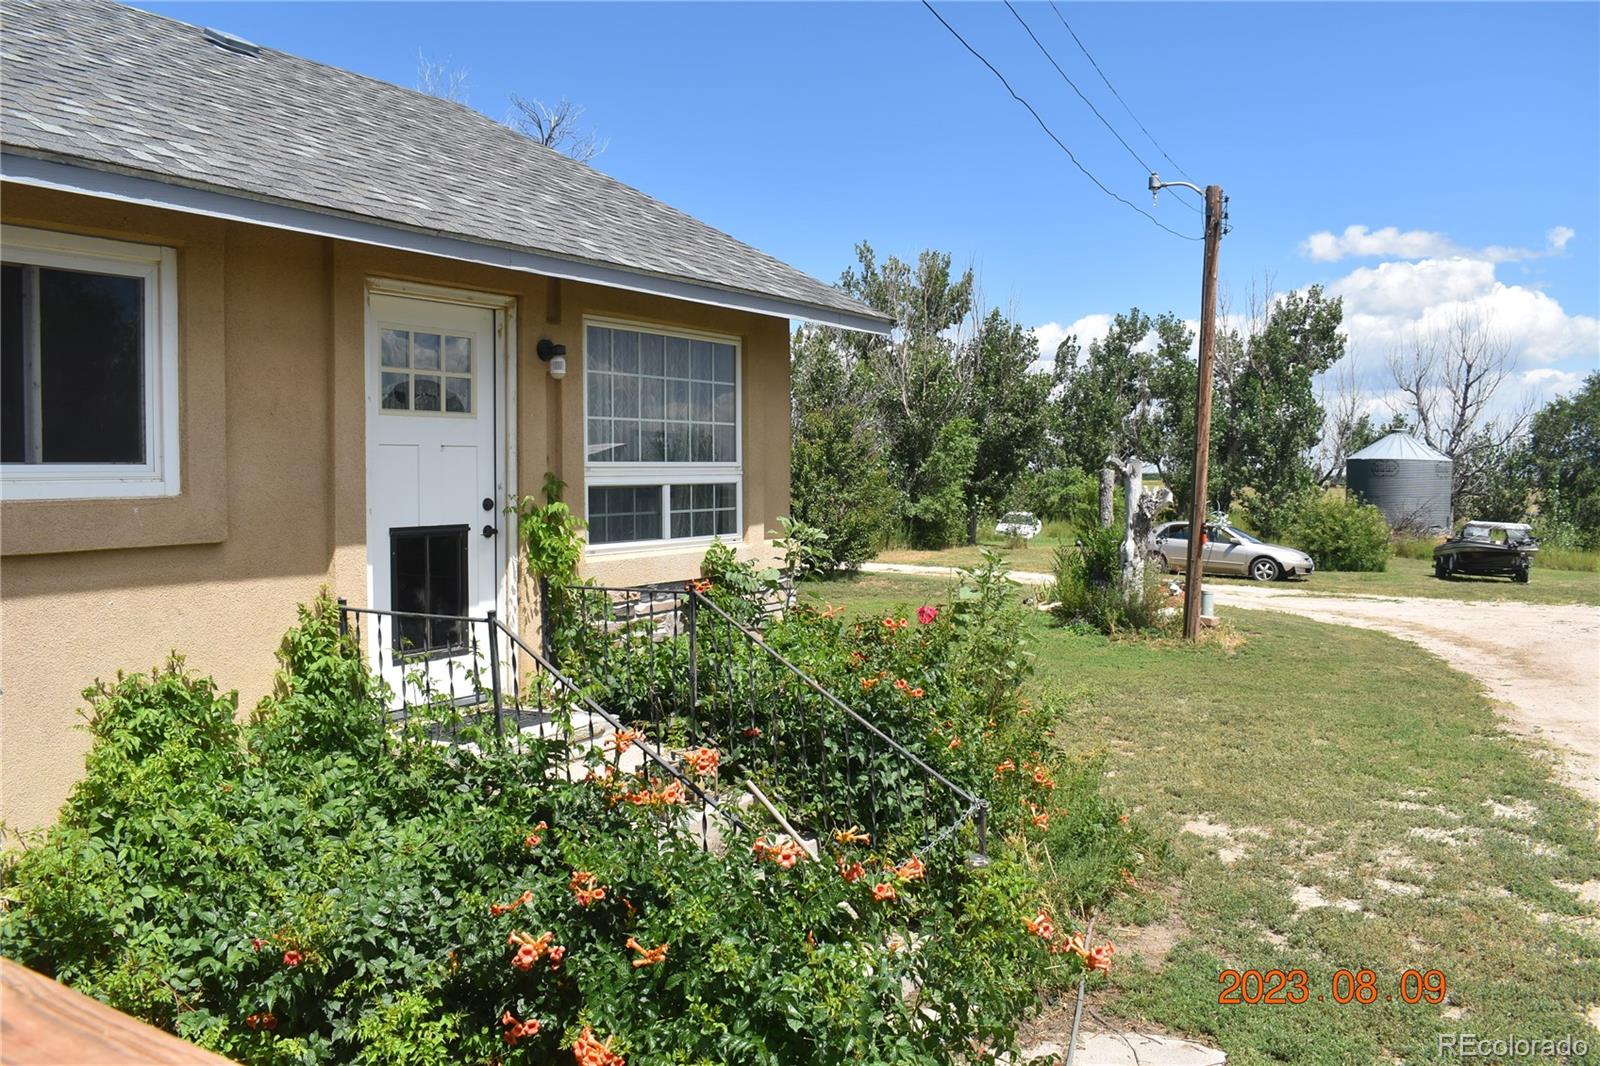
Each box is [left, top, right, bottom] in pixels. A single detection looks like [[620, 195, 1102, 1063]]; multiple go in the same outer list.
[[0, 150, 893, 336]]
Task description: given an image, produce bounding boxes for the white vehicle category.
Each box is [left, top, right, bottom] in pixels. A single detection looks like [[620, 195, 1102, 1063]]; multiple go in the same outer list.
[[995, 511, 1043, 540]]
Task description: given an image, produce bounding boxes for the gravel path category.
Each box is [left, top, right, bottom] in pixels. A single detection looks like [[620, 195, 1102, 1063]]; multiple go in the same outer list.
[[862, 561, 1600, 802]]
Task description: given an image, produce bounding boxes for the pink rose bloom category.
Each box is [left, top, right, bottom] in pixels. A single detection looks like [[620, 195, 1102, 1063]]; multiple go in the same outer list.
[[917, 605, 938, 625]]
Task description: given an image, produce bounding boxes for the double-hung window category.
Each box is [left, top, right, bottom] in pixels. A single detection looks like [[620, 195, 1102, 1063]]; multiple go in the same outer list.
[[584, 320, 740, 547], [1, 225, 180, 500]]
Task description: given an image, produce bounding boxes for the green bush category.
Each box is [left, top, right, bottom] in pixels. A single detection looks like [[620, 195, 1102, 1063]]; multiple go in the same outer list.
[[1289, 493, 1391, 572], [1048, 530, 1175, 635], [4, 589, 1142, 1065], [791, 406, 898, 569]]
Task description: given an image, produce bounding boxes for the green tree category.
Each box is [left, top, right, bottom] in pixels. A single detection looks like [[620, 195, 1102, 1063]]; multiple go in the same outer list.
[[962, 310, 1051, 541], [789, 324, 898, 567], [1526, 372, 1600, 547], [903, 417, 978, 548], [1052, 309, 1189, 473], [1154, 285, 1346, 538]]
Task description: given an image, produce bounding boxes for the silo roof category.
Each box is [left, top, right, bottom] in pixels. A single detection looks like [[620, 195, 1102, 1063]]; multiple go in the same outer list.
[[1348, 433, 1452, 463]]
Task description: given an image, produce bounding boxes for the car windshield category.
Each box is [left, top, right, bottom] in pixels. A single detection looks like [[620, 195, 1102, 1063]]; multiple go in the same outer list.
[[1001, 513, 1034, 524], [1224, 526, 1262, 544]]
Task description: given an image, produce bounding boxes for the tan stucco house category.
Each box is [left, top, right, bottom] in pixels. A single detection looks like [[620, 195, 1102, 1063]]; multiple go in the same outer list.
[[0, 0, 890, 832]]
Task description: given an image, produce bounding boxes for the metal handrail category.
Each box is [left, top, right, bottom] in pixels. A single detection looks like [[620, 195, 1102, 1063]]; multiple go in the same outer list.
[[688, 589, 984, 815], [335, 600, 745, 837], [546, 582, 989, 859]]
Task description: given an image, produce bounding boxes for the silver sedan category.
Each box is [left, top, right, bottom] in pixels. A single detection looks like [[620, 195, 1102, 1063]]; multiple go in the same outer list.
[[1146, 521, 1315, 582]]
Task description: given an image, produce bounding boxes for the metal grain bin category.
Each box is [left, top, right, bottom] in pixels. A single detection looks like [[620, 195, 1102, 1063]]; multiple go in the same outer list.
[[1345, 433, 1453, 532]]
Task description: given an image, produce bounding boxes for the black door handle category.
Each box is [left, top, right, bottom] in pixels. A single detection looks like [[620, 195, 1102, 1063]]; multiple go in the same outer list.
[[481, 524, 498, 539]]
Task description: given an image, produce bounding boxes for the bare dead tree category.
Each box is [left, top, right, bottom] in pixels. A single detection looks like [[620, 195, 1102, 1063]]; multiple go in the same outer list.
[[1315, 358, 1369, 486], [507, 95, 607, 163], [1387, 310, 1532, 509], [415, 51, 469, 103]]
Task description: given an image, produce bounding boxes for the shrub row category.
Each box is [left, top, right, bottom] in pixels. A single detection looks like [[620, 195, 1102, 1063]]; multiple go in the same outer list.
[[2, 572, 1141, 1064]]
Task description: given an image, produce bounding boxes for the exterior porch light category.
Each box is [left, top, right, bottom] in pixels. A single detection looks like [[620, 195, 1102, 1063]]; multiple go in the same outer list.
[[537, 338, 567, 379]]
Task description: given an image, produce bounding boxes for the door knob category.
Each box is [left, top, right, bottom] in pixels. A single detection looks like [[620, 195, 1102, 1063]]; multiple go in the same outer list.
[[481, 524, 498, 539]]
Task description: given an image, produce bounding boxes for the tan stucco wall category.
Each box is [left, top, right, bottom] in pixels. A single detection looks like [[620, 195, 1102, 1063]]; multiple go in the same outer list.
[[1, 186, 792, 834]]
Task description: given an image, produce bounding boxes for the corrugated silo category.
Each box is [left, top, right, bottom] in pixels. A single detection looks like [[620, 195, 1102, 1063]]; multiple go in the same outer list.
[[1345, 433, 1453, 531]]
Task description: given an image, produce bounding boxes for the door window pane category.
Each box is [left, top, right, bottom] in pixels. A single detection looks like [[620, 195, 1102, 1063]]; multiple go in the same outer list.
[[381, 329, 410, 367], [389, 525, 468, 655], [413, 333, 441, 370], [378, 325, 477, 416], [381, 373, 409, 410], [413, 375, 441, 412]]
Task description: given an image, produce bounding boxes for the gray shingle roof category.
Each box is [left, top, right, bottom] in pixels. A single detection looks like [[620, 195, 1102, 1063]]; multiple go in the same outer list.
[[0, 0, 888, 329]]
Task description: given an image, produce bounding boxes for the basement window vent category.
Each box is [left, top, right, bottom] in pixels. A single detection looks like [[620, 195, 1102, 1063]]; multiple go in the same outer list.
[[202, 27, 261, 57]]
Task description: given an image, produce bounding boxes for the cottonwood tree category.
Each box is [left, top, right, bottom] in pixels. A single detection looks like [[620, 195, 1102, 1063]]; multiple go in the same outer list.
[[789, 325, 898, 567], [963, 309, 1051, 542], [1153, 284, 1346, 536], [1387, 311, 1531, 515], [1524, 372, 1600, 545], [1051, 308, 1189, 527], [789, 243, 1050, 549], [507, 95, 607, 163]]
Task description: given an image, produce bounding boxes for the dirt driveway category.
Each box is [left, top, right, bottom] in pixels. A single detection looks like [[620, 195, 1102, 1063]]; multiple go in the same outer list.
[[862, 561, 1600, 803], [1206, 583, 1600, 802]]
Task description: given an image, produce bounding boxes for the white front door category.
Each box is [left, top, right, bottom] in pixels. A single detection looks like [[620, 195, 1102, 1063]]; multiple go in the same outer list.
[[364, 292, 503, 693]]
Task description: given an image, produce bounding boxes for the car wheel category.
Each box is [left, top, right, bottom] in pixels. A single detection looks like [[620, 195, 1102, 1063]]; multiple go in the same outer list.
[[1434, 559, 1447, 579], [1249, 557, 1281, 582]]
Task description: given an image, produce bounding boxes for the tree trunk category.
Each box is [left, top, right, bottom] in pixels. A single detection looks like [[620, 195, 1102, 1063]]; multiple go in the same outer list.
[[1117, 458, 1144, 590], [1098, 466, 1115, 529], [966, 508, 979, 546]]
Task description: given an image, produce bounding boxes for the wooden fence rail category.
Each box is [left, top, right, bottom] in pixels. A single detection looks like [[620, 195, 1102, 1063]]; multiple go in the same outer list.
[[1, 958, 235, 1065]]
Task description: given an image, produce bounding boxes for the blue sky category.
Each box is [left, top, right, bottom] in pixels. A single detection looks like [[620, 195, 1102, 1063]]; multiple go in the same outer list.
[[144, 1, 1599, 402]]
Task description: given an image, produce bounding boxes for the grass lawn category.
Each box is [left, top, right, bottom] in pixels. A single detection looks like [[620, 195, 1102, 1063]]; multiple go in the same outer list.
[[875, 544, 1600, 607], [800, 572, 1600, 1064]]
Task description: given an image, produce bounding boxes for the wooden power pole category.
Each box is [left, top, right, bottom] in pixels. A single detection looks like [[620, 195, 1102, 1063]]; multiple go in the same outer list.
[[1181, 185, 1225, 640]]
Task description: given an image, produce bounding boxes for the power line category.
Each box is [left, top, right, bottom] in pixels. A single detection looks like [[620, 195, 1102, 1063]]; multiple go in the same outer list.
[[1049, 1, 1196, 186], [1002, 0, 1199, 214], [920, 0, 1201, 242]]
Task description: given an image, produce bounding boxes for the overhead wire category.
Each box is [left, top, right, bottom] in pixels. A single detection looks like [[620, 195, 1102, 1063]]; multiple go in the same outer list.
[[1048, 0, 1197, 187], [920, 0, 1201, 241], [1002, 0, 1200, 214]]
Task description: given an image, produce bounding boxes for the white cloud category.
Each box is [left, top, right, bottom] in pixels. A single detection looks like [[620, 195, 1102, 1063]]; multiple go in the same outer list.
[[1520, 367, 1586, 396], [1330, 257, 1599, 366], [1302, 224, 1575, 264], [1030, 314, 1113, 371], [1302, 225, 1459, 262]]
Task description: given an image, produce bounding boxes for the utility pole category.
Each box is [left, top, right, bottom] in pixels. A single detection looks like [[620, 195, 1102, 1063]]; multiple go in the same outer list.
[[1150, 175, 1225, 640]]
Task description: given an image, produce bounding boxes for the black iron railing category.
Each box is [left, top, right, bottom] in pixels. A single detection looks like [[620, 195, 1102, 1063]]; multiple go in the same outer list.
[[549, 583, 988, 860], [335, 599, 743, 848]]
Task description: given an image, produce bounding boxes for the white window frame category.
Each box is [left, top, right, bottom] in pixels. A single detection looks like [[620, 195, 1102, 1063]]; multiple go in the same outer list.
[[1, 225, 180, 501], [582, 316, 741, 553]]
